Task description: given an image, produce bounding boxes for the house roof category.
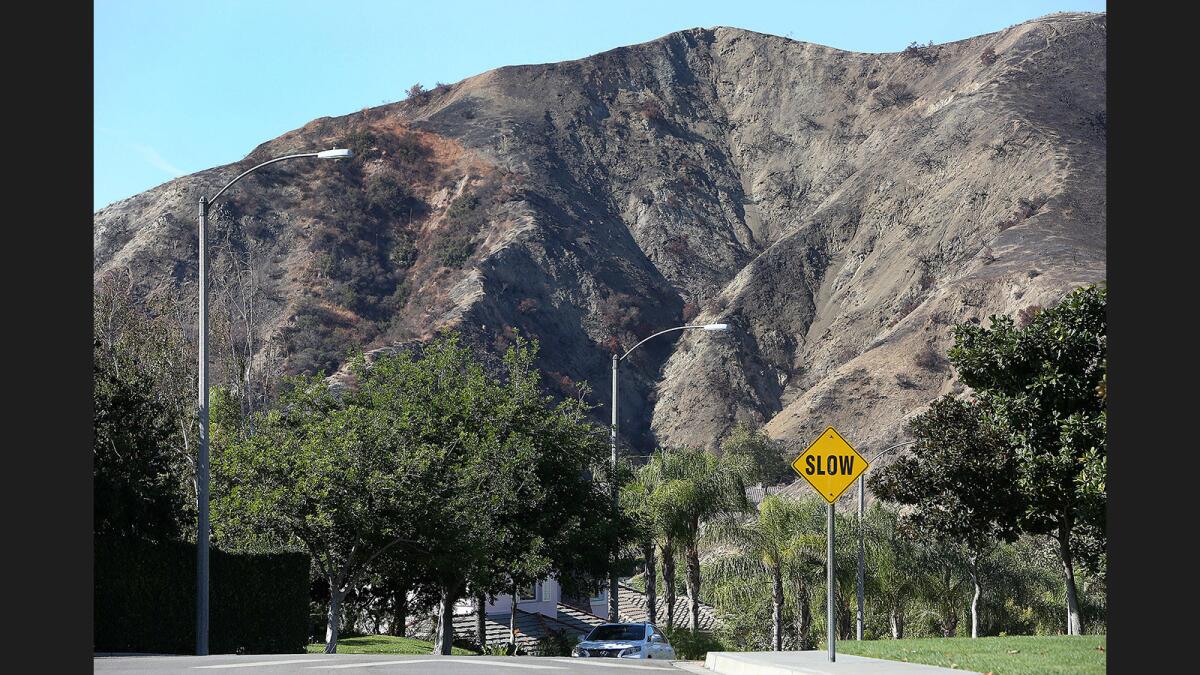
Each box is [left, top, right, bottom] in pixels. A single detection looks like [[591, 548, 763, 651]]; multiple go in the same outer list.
[[615, 583, 721, 632]]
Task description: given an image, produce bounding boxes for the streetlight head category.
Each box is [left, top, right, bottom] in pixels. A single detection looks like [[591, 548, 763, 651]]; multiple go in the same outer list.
[[703, 323, 730, 331], [316, 148, 353, 159]]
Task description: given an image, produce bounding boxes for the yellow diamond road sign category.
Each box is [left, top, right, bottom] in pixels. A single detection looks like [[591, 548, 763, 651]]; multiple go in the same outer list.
[[791, 426, 869, 503]]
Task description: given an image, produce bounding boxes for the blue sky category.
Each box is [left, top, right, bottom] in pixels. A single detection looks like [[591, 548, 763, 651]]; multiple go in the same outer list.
[[94, 0, 1105, 211]]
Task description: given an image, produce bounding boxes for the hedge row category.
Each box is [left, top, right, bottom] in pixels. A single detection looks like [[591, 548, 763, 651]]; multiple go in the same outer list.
[[95, 537, 309, 654]]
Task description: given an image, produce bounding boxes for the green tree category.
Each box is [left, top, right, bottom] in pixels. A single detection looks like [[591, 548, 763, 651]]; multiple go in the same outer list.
[[911, 536, 972, 637], [719, 421, 791, 487], [702, 495, 823, 650], [869, 396, 1023, 637], [213, 368, 442, 653], [949, 284, 1106, 634], [861, 504, 920, 639], [93, 336, 188, 542], [94, 274, 199, 518], [642, 447, 750, 633]]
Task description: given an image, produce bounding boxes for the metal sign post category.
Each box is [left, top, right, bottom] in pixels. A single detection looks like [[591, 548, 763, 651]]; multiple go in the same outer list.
[[827, 501, 836, 662], [790, 426, 868, 663]]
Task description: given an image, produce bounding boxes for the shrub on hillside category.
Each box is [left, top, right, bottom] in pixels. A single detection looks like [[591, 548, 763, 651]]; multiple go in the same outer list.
[[874, 82, 915, 109], [981, 47, 998, 66], [904, 40, 940, 65], [913, 344, 947, 372], [639, 99, 664, 122]]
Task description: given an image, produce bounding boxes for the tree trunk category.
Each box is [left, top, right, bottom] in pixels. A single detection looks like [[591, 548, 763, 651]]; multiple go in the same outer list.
[[1058, 523, 1083, 635], [968, 557, 981, 639], [324, 585, 346, 654], [685, 545, 701, 633], [433, 583, 460, 655], [771, 564, 783, 651], [796, 582, 812, 649], [510, 578, 519, 649], [643, 540, 657, 624], [890, 603, 904, 640], [608, 566, 620, 622], [475, 592, 487, 650], [662, 539, 677, 630], [942, 613, 957, 638], [390, 584, 408, 637]]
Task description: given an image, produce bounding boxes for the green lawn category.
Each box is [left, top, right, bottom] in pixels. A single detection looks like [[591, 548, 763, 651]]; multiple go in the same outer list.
[[306, 635, 477, 655], [838, 635, 1106, 675]]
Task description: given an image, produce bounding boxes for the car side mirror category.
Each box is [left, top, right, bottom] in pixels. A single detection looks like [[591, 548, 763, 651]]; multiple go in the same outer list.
[[651, 635, 663, 643]]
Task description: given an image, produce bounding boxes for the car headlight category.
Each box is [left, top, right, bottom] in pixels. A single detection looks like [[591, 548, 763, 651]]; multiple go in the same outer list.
[[618, 645, 642, 658]]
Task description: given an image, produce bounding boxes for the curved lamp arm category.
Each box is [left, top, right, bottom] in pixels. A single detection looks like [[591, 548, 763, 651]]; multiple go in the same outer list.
[[868, 439, 918, 464], [207, 149, 352, 204], [620, 323, 728, 361]]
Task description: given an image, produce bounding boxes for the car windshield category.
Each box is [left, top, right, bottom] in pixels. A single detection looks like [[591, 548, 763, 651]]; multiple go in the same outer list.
[[587, 624, 646, 641]]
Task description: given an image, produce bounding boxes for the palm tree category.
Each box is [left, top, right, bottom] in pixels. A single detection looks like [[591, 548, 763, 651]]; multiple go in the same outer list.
[[703, 494, 825, 650], [642, 447, 750, 633], [619, 465, 662, 624], [863, 504, 919, 639]]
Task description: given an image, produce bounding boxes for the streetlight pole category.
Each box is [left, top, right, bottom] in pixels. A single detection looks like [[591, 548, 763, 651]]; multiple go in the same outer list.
[[194, 148, 351, 655], [855, 439, 917, 642], [607, 322, 729, 622]]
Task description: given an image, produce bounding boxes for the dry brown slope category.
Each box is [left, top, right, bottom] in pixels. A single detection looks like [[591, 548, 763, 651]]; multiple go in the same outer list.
[[92, 12, 1106, 470]]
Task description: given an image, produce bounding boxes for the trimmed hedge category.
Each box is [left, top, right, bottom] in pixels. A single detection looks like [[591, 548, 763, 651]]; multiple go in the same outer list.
[[95, 537, 309, 654]]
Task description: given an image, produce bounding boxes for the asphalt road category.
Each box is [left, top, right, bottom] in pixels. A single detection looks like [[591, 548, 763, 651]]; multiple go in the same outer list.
[[94, 654, 692, 674]]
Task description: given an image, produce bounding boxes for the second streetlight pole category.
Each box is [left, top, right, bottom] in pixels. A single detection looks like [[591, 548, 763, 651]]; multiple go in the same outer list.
[[609, 353, 620, 621]]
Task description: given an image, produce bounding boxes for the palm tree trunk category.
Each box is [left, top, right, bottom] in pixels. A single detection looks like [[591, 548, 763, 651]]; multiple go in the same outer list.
[[772, 564, 783, 651], [795, 580, 812, 649], [643, 540, 657, 624], [685, 544, 701, 633], [662, 539, 677, 630]]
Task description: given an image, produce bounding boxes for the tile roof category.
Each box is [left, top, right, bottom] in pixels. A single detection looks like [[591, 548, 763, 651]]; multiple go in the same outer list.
[[615, 583, 721, 632]]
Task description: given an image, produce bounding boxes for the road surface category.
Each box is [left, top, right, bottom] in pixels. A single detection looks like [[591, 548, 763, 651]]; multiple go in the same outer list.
[[94, 654, 689, 674]]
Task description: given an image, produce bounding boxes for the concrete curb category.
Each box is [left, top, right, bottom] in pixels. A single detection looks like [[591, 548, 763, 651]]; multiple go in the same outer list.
[[704, 651, 981, 675]]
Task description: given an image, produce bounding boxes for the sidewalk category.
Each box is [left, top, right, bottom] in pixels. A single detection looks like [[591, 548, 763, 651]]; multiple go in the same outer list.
[[703, 651, 981, 675]]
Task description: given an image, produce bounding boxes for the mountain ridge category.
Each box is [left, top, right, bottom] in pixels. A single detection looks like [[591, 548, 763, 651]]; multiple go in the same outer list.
[[94, 11, 1106, 496]]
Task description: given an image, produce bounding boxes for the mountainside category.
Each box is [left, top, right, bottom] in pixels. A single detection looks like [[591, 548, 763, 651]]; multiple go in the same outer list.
[[94, 12, 1106, 495]]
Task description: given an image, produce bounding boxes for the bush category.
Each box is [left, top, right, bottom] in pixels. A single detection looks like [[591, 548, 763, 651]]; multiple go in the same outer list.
[[913, 344, 947, 372], [534, 629, 575, 656], [365, 170, 420, 217], [661, 627, 725, 660], [981, 47, 998, 66], [431, 192, 488, 267], [95, 536, 309, 654], [339, 129, 377, 162], [904, 40, 940, 65], [638, 99, 664, 122], [874, 82, 915, 109]]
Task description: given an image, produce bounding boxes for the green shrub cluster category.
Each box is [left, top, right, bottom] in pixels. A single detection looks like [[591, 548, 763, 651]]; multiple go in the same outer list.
[[95, 537, 309, 654], [431, 192, 486, 267], [661, 627, 726, 660]]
